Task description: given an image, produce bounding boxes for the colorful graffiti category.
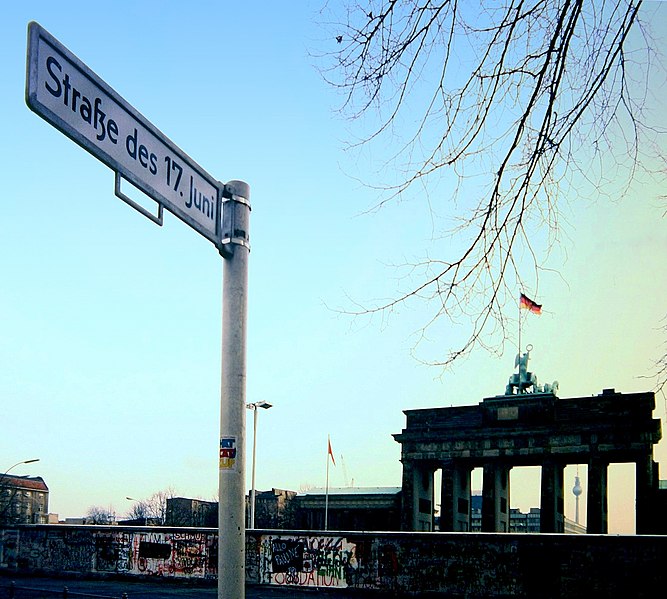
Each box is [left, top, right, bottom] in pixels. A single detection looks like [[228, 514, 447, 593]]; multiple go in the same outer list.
[[253, 534, 358, 588], [3, 525, 666, 596], [1, 527, 357, 587], [1, 528, 217, 579], [125, 531, 214, 577]]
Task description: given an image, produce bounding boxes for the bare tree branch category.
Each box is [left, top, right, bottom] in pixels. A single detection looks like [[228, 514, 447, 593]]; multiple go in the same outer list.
[[125, 487, 176, 525], [316, 0, 665, 370]]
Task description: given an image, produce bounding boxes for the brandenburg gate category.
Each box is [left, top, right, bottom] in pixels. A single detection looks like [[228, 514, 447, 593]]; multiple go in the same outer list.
[[393, 349, 662, 534]]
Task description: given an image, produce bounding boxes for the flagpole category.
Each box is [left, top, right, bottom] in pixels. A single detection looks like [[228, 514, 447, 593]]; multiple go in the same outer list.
[[325, 435, 330, 531], [518, 293, 522, 358]]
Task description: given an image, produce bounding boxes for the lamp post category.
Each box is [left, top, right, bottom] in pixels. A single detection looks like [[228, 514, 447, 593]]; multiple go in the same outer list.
[[1, 458, 40, 478], [126, 496, 147, 525], [246, 401, 272, 529], [0, 459, 40, 486]]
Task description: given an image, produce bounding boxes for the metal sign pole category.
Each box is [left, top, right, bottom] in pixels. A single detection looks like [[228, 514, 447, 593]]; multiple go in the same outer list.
[[25, 22, 254, 599], [218, 181, 251, 599]]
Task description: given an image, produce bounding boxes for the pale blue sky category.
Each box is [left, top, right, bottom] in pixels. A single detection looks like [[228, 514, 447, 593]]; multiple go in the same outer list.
[[1, 2, 666, 534]]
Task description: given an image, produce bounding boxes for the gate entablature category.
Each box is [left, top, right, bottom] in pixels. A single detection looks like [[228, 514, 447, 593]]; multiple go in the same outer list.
[[395, 390, 660, 466]]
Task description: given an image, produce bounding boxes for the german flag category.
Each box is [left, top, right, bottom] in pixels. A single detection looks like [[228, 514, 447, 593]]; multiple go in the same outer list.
[[328, 436, 336, 466], [520, 293, 542, 315]]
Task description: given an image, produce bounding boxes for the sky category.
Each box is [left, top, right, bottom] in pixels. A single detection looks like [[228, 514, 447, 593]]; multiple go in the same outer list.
[[1, 1, 666, 535]]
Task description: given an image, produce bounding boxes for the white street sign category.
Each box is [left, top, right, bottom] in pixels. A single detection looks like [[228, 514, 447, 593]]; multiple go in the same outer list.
[[26, 22, 221, 246]]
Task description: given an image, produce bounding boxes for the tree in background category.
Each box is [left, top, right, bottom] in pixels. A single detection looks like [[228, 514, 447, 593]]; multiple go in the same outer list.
[[125, 488, 176, 526], [85, 505, 116, 525], [318, 0, 665, 375]]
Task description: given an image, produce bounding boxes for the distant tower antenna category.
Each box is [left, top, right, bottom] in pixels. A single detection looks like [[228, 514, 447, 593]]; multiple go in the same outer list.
[[572, 467, 583, 525]]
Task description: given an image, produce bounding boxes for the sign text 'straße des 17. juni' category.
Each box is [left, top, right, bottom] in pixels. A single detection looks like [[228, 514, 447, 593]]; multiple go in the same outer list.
[[26, 22, 221, 246]]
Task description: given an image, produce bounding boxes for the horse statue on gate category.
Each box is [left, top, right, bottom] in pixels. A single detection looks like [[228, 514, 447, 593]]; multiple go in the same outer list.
[[505, 345, 558, 395]]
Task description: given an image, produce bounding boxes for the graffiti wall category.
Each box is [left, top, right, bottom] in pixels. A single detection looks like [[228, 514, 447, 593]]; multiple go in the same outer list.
[[101, 530, 215, 578], [1, 525, 666, 597], [1, 527, 361, 587], [1, 527, 217, 580], [251, 534, 357, 588]]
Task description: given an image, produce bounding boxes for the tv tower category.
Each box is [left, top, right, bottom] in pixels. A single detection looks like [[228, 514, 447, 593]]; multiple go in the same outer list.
[[572, 469, 583, 525]]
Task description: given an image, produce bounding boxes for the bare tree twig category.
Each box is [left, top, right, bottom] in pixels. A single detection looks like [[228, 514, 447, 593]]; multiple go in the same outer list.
[[316, 0, 665, 376]]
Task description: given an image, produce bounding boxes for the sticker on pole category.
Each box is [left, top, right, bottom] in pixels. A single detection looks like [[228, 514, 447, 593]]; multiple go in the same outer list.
[[219, 437, 238, 471]]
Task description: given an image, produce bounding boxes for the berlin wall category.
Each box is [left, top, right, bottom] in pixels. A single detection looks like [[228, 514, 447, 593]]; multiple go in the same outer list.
[[1, 525, 666, 597]]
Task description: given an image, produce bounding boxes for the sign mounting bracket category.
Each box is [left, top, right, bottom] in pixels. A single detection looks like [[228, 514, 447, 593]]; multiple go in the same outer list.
[[114, 172, 164, 227]]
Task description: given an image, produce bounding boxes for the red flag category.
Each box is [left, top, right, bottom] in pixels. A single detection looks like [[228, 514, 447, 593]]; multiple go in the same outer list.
[[328, 437, 336, 466], [520, 293, 542, 315]]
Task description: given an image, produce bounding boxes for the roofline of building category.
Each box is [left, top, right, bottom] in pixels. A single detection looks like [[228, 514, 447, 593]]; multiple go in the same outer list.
[[0, 475, 48, 491]]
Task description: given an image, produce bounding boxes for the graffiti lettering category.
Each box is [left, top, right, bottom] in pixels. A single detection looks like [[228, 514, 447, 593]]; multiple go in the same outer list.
[[271, 539, 303, 572]]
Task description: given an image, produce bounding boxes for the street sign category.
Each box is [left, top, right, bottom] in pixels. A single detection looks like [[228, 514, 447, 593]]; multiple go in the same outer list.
[[25, 22, 221, 246], [26, 22, 252, 599]]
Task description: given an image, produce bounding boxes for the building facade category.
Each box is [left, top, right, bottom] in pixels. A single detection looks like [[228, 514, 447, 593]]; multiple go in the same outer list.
[[294, 487, 402, 531], [165, 488, 401, 532], [0, 475, 49, 525], [252, 488, 297, 528], [165, 497, 217, 527], [469, 502, 586, 534]]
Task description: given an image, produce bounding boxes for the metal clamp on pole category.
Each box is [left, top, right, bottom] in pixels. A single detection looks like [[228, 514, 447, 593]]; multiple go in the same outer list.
[[219, 180, 251, 259]]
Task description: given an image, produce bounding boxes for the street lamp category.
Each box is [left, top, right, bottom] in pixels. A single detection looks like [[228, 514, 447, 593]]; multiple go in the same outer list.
[[246, 401, 272, 529], [1, 458, 40, 483], [126, 496, 147, 525]]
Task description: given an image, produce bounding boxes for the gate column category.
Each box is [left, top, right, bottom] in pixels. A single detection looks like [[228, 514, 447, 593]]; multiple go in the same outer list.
[[482, 463, 511, 532], [540, 462, 565, 532], [440, 461, 472, 531], [400, 459, 435, 531], [636, 454, 658, 535], [587, 457, 608, 534]]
